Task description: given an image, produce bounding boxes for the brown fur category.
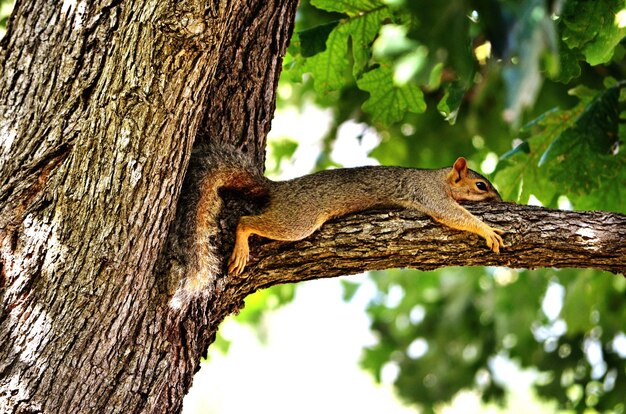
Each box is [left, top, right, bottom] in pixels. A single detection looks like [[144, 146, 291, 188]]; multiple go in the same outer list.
[[169, 144, 268, 300], [170, 145, 504, 300], [228, 157, 504, 275]]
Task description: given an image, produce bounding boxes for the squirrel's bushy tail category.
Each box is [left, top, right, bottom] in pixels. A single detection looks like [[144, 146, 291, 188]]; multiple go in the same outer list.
[[169, 143, 268, 303]]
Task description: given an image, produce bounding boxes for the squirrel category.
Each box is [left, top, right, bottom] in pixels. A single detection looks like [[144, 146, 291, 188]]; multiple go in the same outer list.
[[170, 143, 504, 297]]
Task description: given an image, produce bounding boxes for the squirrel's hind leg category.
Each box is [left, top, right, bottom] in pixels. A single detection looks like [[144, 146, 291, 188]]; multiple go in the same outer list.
[[228, 212, 325, 275], [228, 221, 252, 276]]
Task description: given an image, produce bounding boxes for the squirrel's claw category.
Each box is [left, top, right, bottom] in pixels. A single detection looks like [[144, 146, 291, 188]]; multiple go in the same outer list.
[[492, 227, 506, 236], [484, 226, 505, 253]]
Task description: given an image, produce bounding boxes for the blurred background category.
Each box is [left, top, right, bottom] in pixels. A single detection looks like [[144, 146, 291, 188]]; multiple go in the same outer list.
[[180, 0, 626, 412], [3, 0, 625, 412]]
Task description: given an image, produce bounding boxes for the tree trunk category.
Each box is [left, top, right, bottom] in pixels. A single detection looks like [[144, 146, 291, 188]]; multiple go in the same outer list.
[[1, 1, 624, 414], [0, 1, 297, 413]]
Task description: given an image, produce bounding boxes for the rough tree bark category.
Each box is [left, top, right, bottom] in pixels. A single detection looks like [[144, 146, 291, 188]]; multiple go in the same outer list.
[[0, 0, 296, 413], [242, 203, 626, 286], [0, 1, 624, 414]]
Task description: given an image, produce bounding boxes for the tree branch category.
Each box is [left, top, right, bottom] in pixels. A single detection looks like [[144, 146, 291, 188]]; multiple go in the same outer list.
[[236, 203, 626, 290]]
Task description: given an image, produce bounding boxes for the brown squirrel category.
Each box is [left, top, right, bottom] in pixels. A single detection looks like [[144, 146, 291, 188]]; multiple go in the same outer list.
[[171, 143, 504, 296]]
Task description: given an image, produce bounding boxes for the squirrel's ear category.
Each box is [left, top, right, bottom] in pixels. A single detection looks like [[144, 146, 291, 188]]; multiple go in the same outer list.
[[452, 157, 468, 182]]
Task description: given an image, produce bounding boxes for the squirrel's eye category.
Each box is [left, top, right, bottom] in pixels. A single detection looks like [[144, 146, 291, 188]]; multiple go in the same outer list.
[[476, 181, 488, 191]]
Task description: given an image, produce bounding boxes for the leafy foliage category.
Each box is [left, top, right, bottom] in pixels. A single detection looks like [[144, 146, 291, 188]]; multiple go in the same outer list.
[[560, 0, 626, 66], [361, 268, 547, 408], [285, 0, 427, 124], [496, 83, 626, 212], [356, 65, 426, 124], [274, 0, 626, 412]]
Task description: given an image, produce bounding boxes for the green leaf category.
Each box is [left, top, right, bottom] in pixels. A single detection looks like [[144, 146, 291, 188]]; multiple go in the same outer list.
[[311, 0, 385, 16], [303, 2, 391, 93], [553, 39, 583, 83], [494, 152, 558, 204], [357, 65, 426, 124], [560, 0, 626, 65], [348, 8, 390, 76], [538, 85, 623, 203], [500, 141, 530, 160], [427, 62, 444, 90], [495, 84, 626, 211], [304, 25, 352, 93], [539, 85, 620, 166], [436, 81, 465, 125], [493, 106, 575, 205], [299, 21, 340, 57]]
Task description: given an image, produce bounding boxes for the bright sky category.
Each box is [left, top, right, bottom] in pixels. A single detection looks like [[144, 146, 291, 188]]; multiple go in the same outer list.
[[183, 276, 417, 414]]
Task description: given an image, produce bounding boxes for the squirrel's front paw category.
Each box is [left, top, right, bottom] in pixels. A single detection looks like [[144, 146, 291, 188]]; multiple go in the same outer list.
[[484, 227, 505, 253]]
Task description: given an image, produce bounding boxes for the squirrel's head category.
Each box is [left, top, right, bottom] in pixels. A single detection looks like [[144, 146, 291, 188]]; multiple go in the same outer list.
[[446, 157, 502, 202]]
